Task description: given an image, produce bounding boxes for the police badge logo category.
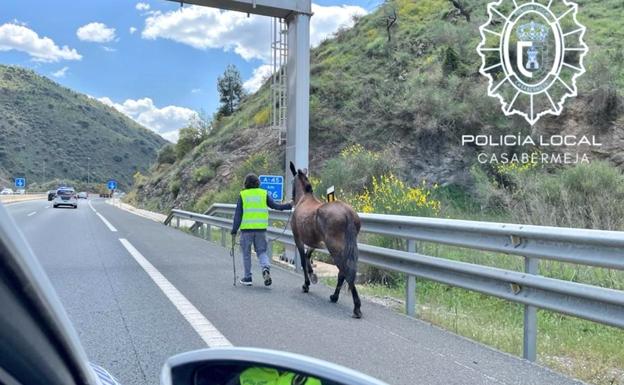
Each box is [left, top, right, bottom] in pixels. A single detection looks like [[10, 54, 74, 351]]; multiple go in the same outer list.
[[477, 0, 588, 125]]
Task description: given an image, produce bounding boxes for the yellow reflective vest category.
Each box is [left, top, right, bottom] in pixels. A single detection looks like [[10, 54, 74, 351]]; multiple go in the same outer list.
[[240, 188, 269, 230], [238, 367, 322, 385]]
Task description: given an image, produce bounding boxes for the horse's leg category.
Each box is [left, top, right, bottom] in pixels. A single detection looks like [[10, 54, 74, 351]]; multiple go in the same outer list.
[[305, 248, 317, 284], [296, 242, 310, 293], [349, 279, 362, 319], [330, 273, 345, 303]]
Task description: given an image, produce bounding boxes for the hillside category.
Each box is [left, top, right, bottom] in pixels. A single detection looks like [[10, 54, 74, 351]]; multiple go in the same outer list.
[[130, 0, 624, 213], [0, 65, 167, 189]]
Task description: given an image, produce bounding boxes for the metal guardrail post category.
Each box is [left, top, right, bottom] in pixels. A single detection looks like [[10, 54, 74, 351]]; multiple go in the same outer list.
[[523, 256, 539, 361], [221, 228, 227, 248], [406, 239, 417, 317], [176, 217, 180, 228]]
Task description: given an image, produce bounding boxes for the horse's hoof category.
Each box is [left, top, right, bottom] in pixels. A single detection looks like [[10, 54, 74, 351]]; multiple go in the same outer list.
[[310, 273, 318, 284], [352, 309, 362, 319], [329, 294, 339, 303], [302, 285, 309, 293]]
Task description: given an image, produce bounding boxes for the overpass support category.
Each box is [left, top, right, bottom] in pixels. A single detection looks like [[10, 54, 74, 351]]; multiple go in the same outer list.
[[285, 13, 310, 190]]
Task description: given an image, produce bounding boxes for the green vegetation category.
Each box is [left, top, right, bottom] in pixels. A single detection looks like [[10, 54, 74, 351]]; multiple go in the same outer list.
[[217, 64, 245, 117], [0, 65, 167, 189]]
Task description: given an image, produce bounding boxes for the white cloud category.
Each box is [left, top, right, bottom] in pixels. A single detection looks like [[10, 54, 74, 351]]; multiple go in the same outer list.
[[51, 66, 69, 78], [141, 3, 366, 62], [0, 23, 81, 62], [191, 88, 201, 94], [310, 4, 367, 46], [98, 96, 197, 142], [129, 26, 137, 34], [76, 22, 116, 43], [136, 2, 151, 11], [243, 64, 272, 92], [102, 46, 117, 52], [160, 130, 180, 143]]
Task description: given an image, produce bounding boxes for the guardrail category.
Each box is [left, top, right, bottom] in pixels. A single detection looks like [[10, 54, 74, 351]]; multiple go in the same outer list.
[[165, 204, 624, 362], [0, 193, 47, 204]]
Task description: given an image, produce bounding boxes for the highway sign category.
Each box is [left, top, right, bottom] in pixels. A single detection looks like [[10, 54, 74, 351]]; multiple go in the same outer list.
[[15, 178, 26, 188], [259, 175, 284, 202], [107, 179, 117, 190]]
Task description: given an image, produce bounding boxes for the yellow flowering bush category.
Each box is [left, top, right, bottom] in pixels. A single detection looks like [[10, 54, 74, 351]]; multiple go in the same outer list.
[[350, 174, 441, 217]]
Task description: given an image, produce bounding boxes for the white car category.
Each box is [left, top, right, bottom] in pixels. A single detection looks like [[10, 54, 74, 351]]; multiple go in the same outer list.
[[1, 188, 13, 195], [53, 188, 78, 209]]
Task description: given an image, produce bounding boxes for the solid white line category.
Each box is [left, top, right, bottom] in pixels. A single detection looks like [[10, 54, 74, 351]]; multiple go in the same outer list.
[[27, 211, 37, 217], [118, 239, 232, 347], [45, 206, 50, 209], [88, 200, 97, 213], [96, 212, 118, 232]]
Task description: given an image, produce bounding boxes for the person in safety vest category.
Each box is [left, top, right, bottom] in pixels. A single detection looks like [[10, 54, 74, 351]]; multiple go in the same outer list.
[[238, 366, 322, 385], [231, 173, 292, 286]]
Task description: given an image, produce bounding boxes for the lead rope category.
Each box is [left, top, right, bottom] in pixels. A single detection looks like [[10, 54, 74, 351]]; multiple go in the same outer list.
[[266, 209, 293, 243]]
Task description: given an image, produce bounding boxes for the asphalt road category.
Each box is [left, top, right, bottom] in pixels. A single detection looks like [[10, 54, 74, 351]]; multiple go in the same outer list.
[[6, 198, 583, 385]]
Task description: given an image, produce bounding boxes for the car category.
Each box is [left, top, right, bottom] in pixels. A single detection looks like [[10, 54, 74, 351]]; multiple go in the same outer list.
[[1, 188, 13, 195], [77, 192, 88, 199], [47, 190, 56, 201], [0, 204, 386, 385], [16, 189, 25, 195], [53, 188, 78, 209]]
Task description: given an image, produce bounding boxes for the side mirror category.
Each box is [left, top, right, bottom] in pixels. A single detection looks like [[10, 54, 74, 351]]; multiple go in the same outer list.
[[161, 348, 387, 385]]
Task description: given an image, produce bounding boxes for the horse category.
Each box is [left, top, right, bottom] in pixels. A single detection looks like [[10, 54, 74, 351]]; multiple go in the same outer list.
[[289, 162, 362, 318]]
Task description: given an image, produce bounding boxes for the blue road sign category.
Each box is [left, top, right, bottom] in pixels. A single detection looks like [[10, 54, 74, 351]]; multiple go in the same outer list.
[[259, 175, 284, 202], [15, 178, 26, 188], [107, 180, 117, 190]]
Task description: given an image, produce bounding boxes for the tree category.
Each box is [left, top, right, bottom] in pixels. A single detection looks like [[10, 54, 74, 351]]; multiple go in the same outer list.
[[217, 64, 245, 117]]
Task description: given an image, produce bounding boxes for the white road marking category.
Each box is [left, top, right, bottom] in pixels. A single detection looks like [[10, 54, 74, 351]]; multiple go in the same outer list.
[[45, 206, 50, 209], [27, 211, 37, 217], [88, 200, 97, 213], [96, 212, 117, 232], [119, 238, 232, 348]]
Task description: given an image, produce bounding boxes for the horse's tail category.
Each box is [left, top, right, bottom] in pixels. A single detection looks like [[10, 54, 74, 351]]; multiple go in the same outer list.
[[343, 214, 359, 284]]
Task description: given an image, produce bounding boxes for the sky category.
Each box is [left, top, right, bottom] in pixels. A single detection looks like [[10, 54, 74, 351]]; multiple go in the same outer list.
[[0, 0, 379, 142]]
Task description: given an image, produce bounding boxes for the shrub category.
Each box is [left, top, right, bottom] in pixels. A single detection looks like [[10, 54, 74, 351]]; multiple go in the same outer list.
[[192, 166, 215, 185], [157, 144, 176, 164], [169, 179, 181, 198], [349, 173, 441, 216], [318, 144, 394, 195], [474, 162, 624, 230]]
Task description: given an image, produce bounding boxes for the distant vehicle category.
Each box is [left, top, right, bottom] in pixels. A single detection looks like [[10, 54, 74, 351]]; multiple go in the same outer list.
[[16, 189, 25, 195], [53, 188, 78, 209], [1, 188, 14, 195], [47, 190, 56, 201], [77, 192, 88, 199]]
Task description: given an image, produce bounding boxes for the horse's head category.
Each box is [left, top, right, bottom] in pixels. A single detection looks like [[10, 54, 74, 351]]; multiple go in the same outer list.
[[289, 161, 313, 204]]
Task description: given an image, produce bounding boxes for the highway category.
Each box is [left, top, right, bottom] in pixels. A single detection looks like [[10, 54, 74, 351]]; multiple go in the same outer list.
[[5, 198, 583, 385]]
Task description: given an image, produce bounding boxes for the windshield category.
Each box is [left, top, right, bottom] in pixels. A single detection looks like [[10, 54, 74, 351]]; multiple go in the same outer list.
[[57, 190, 75, 196], [1, 2, 622, 385]]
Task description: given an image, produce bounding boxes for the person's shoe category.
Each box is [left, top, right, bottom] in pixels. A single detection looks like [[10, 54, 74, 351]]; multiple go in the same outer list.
[[262, 269, 272, 286], [239, 277, 252, 286]]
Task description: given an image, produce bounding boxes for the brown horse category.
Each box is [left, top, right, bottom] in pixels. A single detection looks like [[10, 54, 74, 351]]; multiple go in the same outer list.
[[289, 162, 362, 318]]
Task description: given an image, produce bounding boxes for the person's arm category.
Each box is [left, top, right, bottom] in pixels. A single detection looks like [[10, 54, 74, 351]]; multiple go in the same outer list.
[[267, 195, 292, 211], [231, 195, 243, 234]]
